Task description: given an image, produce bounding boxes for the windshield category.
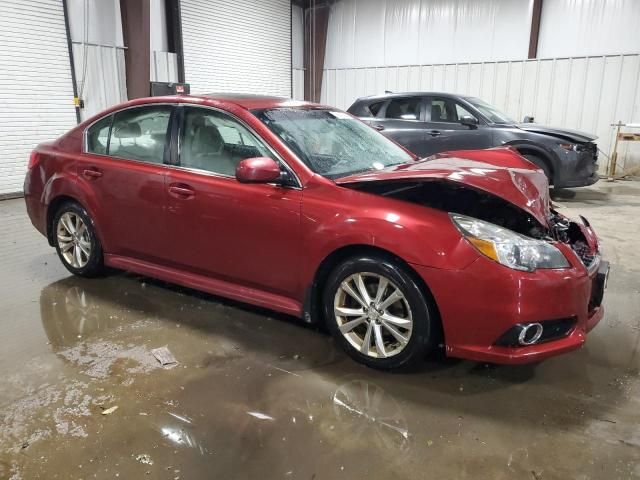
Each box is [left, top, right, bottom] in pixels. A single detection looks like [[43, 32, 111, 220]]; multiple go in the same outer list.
[[253, 108, 414, 178], [465, 97, 515, 124]]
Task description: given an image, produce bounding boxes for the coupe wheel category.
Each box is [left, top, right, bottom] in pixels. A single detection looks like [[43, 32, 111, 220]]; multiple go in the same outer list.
[[324, 255, 435, 370], [53, 202, 104, 277]]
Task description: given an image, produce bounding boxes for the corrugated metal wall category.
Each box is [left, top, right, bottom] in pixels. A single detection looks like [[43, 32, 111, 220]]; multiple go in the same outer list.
[[0, 0, 78, 196], [180, 0, 292, 96], [320, 55, 640, 172]]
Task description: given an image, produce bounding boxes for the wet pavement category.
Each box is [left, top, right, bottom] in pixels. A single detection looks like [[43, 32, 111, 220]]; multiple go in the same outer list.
[[1, 181, 639, 480]]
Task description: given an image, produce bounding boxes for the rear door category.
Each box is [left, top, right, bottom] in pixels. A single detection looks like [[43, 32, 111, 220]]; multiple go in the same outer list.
[[81, 105, 172, 261], [421, 96, 493, 155], [362, 97, 431, 156]]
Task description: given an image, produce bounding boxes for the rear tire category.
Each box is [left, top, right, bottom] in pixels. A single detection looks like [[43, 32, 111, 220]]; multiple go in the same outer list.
[[523, 154, 553, 185], [53, 202, 104, 277], [323, 255, 435, 370]]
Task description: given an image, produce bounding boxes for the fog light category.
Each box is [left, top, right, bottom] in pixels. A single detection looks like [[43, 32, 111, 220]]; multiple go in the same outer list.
[[517, 323, 544, 345]]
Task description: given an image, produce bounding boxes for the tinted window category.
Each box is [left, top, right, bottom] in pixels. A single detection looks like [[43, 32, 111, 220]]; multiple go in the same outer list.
[[368, 101, 384, 117], [181, 107, 274, 176], [384, 98, 421, 120], [108, 106, 171, 163], [428, 98, 476, 123], [86, 115, 112, 154]]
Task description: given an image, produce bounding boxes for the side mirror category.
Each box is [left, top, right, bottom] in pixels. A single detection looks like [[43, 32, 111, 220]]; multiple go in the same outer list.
[[523, 115, 535, 123], [460, 115, 478, 128], [236, 157, 281, 184]]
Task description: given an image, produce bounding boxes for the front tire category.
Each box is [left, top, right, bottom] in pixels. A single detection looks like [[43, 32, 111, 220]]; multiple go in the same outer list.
[[323, 255, 435, 370], [53, 202, 104, 277], [523, 154, 553, 185]]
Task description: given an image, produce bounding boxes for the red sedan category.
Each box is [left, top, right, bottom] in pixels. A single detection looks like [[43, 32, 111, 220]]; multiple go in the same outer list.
[[24, 94, 608, 370]]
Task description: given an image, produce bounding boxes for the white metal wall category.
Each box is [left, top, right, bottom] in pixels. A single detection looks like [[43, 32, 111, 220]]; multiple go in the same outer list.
[[0, 0, 78, 195], [325, 0, 534, 68], [322, 55, 640, 172], [538, 0, 640, 59], [180, 0, 292, 96]]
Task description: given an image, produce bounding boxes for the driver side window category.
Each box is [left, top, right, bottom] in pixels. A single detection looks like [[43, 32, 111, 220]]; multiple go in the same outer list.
[[428, 98, 476, 123], [180, 107, 275, 176]]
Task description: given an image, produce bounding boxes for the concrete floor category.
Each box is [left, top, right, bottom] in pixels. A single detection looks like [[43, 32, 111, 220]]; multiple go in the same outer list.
[[0, 182, 639, 480]]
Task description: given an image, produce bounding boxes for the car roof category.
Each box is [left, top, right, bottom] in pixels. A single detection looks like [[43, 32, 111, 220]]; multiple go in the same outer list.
[[200, 93, 315, 110], [355, 92, 473, 103]]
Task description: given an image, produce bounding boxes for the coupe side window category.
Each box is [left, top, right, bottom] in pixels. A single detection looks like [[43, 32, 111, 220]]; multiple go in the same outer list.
[[108, 106, 172, 163], [86, 115, 112, 154], [385, 98, 421, 120], [429, 98, 476, 123], [180, 107, 274, 176]]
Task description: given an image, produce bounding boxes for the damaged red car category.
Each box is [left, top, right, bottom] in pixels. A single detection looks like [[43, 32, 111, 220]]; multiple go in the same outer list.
[[24, 95, 609, 370]]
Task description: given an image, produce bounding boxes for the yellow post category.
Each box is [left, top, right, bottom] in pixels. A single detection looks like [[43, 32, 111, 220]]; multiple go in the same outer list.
[[608, 122, 622, 179]]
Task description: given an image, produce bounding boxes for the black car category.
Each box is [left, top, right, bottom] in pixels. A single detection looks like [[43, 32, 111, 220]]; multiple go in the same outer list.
[[347, 92, 599, 188]]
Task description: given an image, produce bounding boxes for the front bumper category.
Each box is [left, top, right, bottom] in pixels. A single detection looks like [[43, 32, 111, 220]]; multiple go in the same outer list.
[[413, 251, 608, 365], [553, 143, 600, 188]]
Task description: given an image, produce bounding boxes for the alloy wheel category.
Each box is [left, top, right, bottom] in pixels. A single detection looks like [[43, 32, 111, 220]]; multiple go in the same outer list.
[[56, 212, 92, 269], [334, 272, 413, 358]]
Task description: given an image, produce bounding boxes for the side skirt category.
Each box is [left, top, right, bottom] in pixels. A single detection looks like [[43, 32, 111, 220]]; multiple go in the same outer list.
[[104, 254, 303, 317]]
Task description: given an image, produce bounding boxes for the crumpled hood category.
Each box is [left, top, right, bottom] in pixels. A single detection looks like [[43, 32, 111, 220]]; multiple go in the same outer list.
[[335, 148, 551, 226], [516, 123, 597, 143]]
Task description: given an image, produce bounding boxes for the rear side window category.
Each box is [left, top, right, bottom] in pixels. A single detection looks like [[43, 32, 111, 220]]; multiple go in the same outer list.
[[86, 115, 112, 154], [384, 97, 421, 120], [108, 106, 172, 163]]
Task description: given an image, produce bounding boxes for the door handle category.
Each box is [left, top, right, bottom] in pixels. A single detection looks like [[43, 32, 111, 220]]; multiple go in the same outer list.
[[372, 124, 385, 131], [427, 130, 441, 137], [169, 184, 195, 199], [83, 168, 103, 179]]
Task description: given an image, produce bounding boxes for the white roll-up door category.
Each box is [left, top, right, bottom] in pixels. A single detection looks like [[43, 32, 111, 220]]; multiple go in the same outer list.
[[0, 0, 77, 196], [180, 0, 292, 97]]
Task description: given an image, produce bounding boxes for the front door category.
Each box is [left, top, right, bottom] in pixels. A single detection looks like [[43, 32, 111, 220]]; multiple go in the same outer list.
[[421, 96, 493, 156], [81, 105, 172, 261], [164, 106, 302, 297]]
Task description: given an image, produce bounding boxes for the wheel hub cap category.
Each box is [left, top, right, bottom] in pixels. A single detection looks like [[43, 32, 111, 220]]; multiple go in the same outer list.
[[56, 212, 91, 269], [334, 272, 413, 359]]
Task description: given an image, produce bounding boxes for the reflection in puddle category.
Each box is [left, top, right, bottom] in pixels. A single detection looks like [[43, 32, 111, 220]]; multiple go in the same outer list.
[[157, 411, 207, 455], [332, 379, 410, 453]]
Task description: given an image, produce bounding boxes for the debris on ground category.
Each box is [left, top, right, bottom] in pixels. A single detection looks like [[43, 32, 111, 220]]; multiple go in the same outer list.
[[135, 454, 153, 465], [101, 406, 119, 415], [151, 346, 178, 367]]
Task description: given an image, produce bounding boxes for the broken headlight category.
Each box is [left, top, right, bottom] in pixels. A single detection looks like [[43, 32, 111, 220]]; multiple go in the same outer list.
[[450, 213, 570, 272]]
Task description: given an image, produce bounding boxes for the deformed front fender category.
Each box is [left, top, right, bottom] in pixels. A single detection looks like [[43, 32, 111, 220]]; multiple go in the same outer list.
[[299, 186, 480, 292]]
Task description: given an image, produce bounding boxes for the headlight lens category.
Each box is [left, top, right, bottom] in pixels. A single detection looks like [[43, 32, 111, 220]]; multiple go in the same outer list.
[[450, 213, 570, 272], [559, 143, 577, 151]]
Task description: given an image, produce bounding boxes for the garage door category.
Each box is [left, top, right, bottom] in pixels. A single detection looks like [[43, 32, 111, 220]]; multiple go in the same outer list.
[[0, 0, 77, 196], [180, 0, 291, 97]]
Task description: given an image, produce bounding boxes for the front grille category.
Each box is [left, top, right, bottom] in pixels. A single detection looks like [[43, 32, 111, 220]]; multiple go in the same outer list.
[[577, 142, 598, 161], [588, 261, 608, 313]]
